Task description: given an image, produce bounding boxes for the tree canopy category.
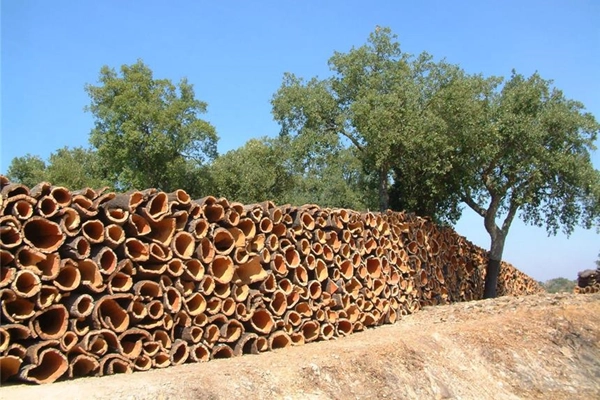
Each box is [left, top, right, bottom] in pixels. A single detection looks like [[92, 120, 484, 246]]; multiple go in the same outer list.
[[211, 136, 375, 210], [541, 277, 576, 293], [211, 138, 293, 205], [45, 147, 110, 189], [85, 60, 218, 193], [6, 154, 47, 188], [272, 27, 600, 297], [278, 134, 375, 210], [6, 147, 110, 189], [272, 28, 468, 221], [445, 70, 600, 297], [6, 30, 599, 299]]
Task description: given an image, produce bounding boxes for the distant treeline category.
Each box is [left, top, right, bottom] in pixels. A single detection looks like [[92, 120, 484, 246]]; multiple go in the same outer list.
[[540, 278, 577, 293]]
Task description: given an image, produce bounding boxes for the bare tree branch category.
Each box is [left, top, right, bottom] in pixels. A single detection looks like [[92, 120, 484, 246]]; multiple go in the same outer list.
[[462, 189, 486, 217], [502, 197, 520, 235]]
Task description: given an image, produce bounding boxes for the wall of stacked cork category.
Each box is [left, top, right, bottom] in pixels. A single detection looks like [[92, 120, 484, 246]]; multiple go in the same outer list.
[[575, 268, 600, 294], [0, 175, 541, 384]]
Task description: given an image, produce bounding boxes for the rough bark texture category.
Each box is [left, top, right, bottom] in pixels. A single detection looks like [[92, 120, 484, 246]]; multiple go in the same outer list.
[[483, 259, 501, 299], [2, 293, 598, 399], [484, 233, 506, 299], [575, 266, 600, 294], [0, 175, 542, 385]]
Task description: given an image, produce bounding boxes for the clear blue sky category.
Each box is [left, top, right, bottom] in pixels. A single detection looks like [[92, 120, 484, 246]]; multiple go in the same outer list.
[[2, 1, 599, 282]]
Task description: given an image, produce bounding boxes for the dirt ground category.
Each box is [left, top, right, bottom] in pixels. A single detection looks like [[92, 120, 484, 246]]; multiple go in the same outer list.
[[1, 292, 599, 400]]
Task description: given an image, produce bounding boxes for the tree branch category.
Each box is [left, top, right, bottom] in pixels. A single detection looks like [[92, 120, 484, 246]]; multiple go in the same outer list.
[[498, 168, 540, 235], [501, 197, 520, 236], [335, 127, 365, 153], [462, 189, 486, 217], [484, 194, 501, 237], [480, 148, 508, 198], [481, 167, 498, 199]]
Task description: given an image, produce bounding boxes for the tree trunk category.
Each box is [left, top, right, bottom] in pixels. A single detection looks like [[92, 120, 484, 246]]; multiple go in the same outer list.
[[483, 232, 506, 299], [378, 168, 389, 212]]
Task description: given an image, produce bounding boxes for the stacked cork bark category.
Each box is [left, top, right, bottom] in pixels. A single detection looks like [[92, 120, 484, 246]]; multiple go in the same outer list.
[[0, 176, 541, 384], [574, 268, 600, 294]]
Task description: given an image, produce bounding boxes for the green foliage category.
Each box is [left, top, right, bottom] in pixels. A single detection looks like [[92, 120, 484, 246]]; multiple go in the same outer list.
[[85, 60, 218, 193], [541, 277, 577, 293], [45, 147, 111, 190], [273, 27, 600, 298], [446, 70, 600, 297], [160, 158, 214, 199], [6, 154, 47, 187], [210, 136, 376, 210], [7, 34, 597, 304], [454, 71, 600, 238], [6, 147, 110, 190], [210, 138, 293, 204], [272, 27, 463, 218], [278, 135, 377, 210], [387, 61, 469, 224]]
